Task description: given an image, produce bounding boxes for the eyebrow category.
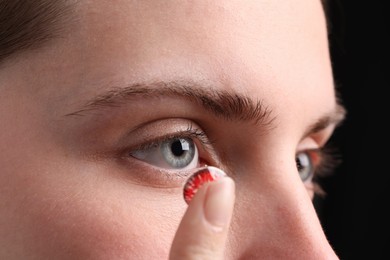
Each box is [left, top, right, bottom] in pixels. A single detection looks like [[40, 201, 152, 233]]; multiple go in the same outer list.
[[66, 80, 276, 128], [66, 80, 346, 135]]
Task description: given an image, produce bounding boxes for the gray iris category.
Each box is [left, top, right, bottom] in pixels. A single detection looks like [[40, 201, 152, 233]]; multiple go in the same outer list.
[[161, 138, 195, 168]]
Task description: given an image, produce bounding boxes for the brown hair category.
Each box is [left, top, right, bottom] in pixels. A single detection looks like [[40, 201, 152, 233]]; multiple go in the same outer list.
[[0, 0, 73, 64]]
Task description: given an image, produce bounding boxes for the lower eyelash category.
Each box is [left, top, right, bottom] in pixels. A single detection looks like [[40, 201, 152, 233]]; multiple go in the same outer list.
[[311, 182, 327, 197]]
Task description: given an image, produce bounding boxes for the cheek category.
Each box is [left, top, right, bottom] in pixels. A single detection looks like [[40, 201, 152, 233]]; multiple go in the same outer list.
[[5, 160, 184, 259], [32, 196, 177, 259]]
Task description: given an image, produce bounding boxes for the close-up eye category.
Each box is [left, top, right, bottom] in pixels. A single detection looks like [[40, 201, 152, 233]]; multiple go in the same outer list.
[[130, 137, 200, 170], [296, 151, 316, 182]]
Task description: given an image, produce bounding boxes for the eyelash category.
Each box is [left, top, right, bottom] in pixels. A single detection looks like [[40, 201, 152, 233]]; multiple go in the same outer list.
[[307, 145, 341, 196], [129, 124, 214, 153]]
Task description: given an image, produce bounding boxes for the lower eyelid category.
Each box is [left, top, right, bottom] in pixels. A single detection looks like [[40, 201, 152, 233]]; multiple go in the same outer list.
[[115, 156, 198, 188]]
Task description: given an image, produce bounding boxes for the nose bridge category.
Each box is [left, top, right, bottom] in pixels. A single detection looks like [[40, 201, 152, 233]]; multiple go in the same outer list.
[[226, 164, 335, 259]]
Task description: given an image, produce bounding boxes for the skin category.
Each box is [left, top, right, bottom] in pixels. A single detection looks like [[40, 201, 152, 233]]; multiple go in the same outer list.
[[0, 0, 344, 259]]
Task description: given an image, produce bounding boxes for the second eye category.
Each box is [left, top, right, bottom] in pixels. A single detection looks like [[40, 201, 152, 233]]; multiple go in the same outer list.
[[130, 137, 199, 170]]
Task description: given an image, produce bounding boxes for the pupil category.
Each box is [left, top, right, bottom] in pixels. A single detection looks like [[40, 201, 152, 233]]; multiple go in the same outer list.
[[171, 140, 185, 156]]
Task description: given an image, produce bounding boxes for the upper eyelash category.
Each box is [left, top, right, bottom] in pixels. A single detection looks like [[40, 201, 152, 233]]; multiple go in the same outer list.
[[129, 123, 213, 152], [309, 144, 342, 197], [312, 145, 342, 178], [184, 123, 215, 146]]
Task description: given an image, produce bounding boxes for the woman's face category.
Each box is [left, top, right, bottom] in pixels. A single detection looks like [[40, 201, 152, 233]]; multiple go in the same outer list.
[[0, 0, 344, 258]]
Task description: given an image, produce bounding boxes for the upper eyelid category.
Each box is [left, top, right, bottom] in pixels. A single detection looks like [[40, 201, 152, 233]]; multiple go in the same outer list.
[[113, 118, 206, 148], [129, 129, 208, 151]]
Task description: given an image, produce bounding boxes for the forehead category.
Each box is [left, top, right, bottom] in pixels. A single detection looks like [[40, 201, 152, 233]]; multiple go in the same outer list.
[[72, 0, 329, 76], [75, 0, 327, 53], [66, 0, 333, 105]]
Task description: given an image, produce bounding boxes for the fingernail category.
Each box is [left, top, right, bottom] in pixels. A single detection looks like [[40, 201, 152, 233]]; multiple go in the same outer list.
[[204, 176, 235, 230]]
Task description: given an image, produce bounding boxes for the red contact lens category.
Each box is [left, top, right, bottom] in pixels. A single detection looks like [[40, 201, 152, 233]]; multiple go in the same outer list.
[[183, 166, 227, 205]]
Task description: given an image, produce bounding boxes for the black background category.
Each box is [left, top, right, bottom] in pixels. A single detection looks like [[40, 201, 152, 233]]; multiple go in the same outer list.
[[315, 0, 389, 259]]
